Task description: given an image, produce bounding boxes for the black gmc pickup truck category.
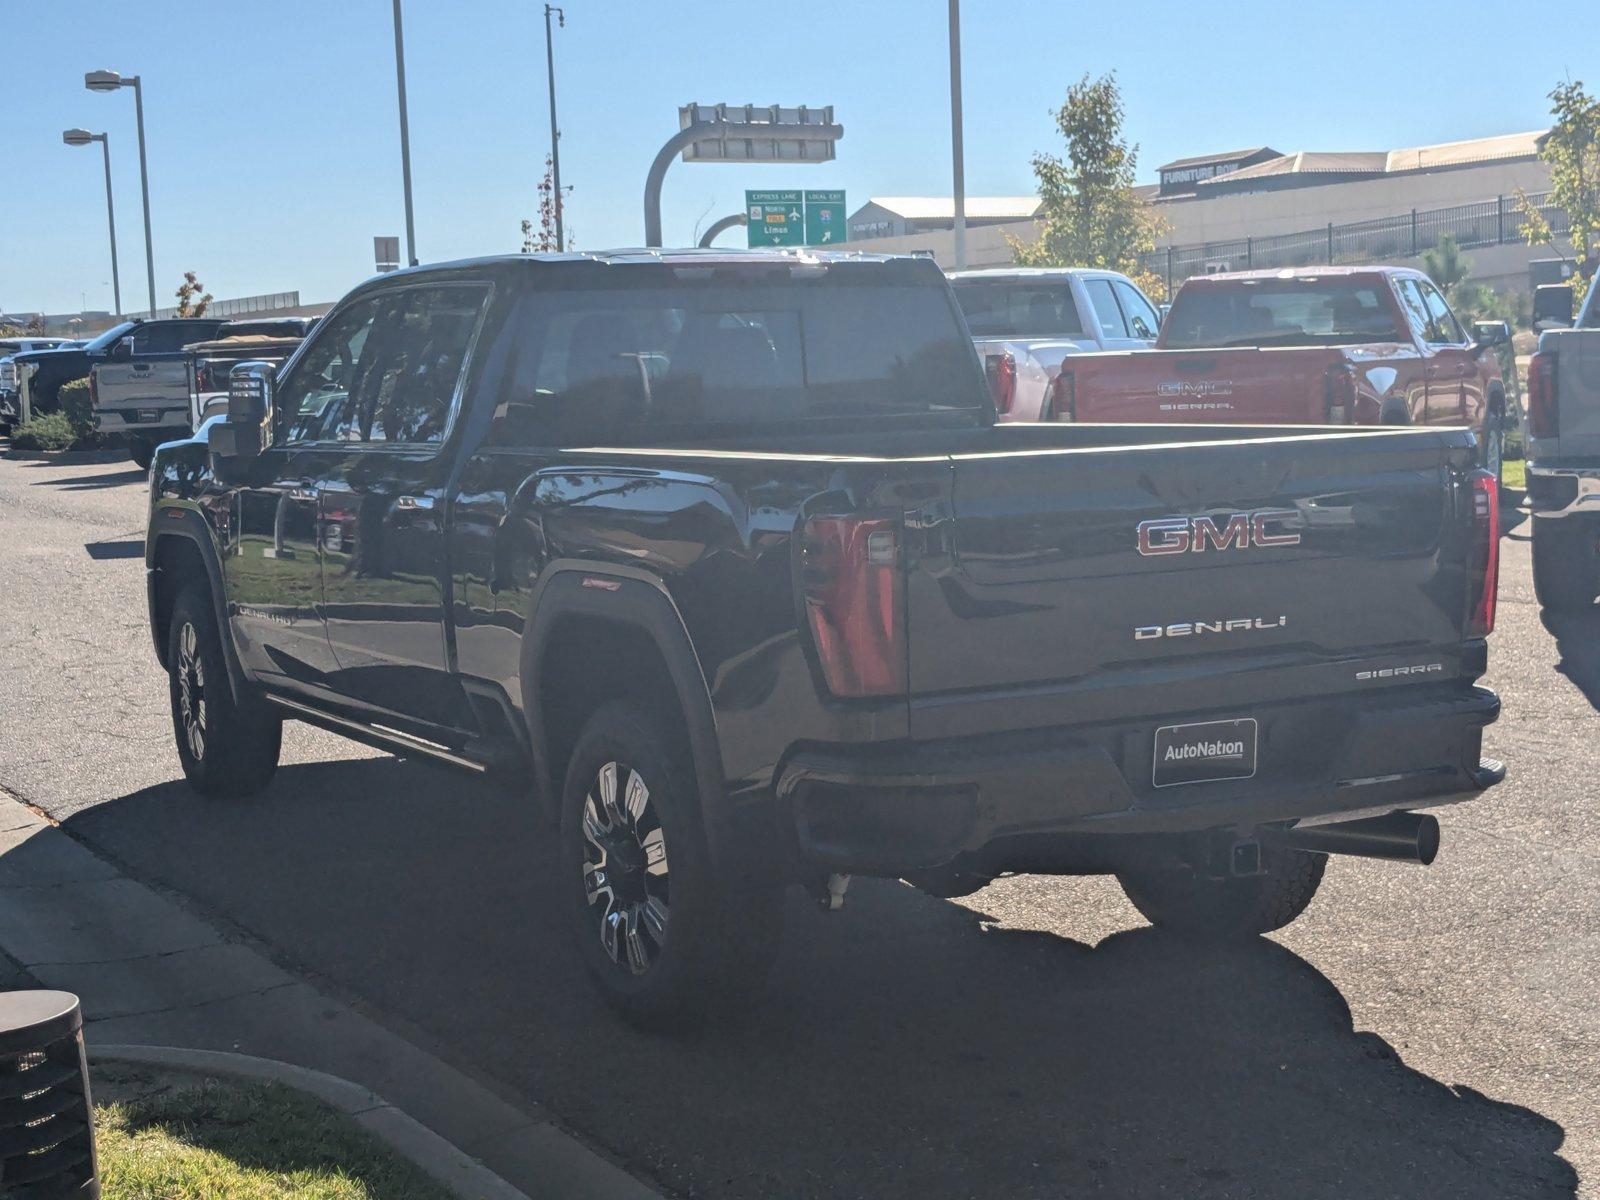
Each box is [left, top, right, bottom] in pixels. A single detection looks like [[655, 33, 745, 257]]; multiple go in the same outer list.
[[146, 250, 1503, 1027]]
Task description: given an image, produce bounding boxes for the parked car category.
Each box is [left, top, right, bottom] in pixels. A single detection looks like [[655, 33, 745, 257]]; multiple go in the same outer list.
[[1, 337, 74, 432], [89, 317, 227, 466], [185, 317, 319, 429], [948, 268, 1161, 420], [147, 249, 1502, 1028], [1051, 266, 1510, 478], [10, 323, 141, 423], [1526, 280, 1600, 610]]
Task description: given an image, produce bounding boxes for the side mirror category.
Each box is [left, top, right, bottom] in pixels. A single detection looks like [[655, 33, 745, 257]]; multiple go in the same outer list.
[[1534, 283, 1574, 332], [1472, 319, 1511, 355], [109, 340, 132, 361], [208, 361, 275, 463]]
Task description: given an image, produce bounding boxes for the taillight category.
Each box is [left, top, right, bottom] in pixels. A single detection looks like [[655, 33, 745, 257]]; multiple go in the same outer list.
[[986, 352, 1017, 416], [1324, 363, 1356, 424], [1051, 366, 1077, 421], [801, 516, 905, 698], [1528, 351, 1558, 439], [1467, 470, 1499, 638]]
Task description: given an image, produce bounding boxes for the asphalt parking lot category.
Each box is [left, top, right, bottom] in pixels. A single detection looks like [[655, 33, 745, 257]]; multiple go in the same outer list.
[[1, 451, 1595, 1199]]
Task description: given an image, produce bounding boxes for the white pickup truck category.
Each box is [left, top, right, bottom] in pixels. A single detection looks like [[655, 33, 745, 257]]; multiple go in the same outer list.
[[1527, 281, 1600, 610], [948, 267, 1161, 420]]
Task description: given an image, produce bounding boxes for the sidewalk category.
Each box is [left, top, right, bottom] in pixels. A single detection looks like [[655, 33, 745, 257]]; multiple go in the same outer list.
[[0, 788, 660, 1200]]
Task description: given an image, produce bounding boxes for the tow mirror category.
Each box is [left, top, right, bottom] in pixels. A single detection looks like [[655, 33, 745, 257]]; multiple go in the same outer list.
[[1533, 283, 1573, 332], [209, 361, 275, 464], [108, 340, 132, 361]]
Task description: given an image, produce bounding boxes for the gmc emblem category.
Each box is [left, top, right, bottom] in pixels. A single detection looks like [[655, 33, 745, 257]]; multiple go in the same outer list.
[[1137, 509, 1302, 556], [1157, 380, 1233, 397]]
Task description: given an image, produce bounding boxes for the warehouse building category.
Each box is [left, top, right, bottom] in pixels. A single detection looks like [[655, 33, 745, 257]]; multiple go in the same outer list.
[[837, 130, 1563, 292]]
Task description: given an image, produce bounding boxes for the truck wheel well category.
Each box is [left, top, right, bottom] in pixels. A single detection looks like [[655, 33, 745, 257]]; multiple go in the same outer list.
[[537, 616, 692, 798], [151, 535, 209, 668]]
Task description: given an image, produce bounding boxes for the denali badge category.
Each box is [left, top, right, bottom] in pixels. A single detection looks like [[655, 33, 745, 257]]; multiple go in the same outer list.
[[1157, 380, 1233, 397], [1137, 508, 1301, 555], [1135, 615, 1286, 640]]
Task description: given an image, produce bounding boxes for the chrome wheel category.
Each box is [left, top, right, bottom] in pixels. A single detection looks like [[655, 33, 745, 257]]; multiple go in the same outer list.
[[581, 761, 669, 976], [176, 620, 207, 762]]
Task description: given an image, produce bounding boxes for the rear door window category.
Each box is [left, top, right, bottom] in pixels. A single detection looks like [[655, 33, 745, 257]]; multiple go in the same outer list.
[[1083, 279, 1129, 338], [1417, 281, 1467, 345]]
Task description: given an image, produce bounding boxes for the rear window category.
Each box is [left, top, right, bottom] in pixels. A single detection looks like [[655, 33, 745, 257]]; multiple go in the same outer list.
[[1163, 280, 1404, 349], [951, 281, 1085, 338], [490, 265, 983, 444]]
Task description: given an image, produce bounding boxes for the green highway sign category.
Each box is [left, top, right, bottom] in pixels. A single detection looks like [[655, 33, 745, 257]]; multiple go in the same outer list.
[[745, 189, 846, 248], [804, 190, 846, 246], [746, 190, 805, 247]]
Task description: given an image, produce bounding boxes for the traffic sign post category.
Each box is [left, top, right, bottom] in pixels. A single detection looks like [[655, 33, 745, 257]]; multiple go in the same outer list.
[[745, 190, 804, 247], [804, 190, 845, 246]]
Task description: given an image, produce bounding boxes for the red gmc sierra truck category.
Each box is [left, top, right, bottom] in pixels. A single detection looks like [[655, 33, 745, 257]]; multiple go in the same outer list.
[[1050, 266, 1510, 480]]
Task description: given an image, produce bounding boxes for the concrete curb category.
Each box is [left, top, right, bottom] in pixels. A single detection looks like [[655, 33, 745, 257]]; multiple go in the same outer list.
[[94, 1043, 531, 1200]]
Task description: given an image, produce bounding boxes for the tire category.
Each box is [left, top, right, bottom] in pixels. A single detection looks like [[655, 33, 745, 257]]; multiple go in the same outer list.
[[167, 586, 282, 797], [1532, 516, 1600, 613], [128, 438, 155, 470], [1116, 845, 1326, 939], [559, 701, 783, 1029]]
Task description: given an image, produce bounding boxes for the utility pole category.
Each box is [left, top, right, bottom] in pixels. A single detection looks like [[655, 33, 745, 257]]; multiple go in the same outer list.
[[544, 5, 566, 251], [391, 0, 418, 266], [947, 0, 967, 269]]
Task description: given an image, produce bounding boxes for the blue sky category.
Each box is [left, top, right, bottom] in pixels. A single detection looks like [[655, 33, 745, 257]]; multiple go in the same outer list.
[[0, 0, 1589, 316]]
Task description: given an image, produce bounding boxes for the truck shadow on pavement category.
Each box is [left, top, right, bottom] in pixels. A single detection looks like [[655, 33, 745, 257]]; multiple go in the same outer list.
[[65, 758, 1577, 1200], [1541, 608, 1600, 714]]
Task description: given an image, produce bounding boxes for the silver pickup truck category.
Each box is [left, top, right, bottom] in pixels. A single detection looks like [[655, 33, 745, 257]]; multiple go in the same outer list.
[[1527, 282, 1600, 610], [90, 317, 224, 466]]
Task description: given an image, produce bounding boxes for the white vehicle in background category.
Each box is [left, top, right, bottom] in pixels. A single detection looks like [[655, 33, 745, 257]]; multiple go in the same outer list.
[[948, 268, 1162, 420]]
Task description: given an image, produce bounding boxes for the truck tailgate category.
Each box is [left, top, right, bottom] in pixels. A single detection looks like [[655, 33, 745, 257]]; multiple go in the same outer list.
[[1067, 347, 1340, 423], [907, 430, 1473, 739]]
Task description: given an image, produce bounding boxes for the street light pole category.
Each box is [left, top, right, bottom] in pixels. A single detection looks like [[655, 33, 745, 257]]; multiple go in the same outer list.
[[544, 5, 565, 252], [947, 0, 967, 270], [391, 0, 419, 266], [63, 129, 122, 317], [85, 70, 156, 315]]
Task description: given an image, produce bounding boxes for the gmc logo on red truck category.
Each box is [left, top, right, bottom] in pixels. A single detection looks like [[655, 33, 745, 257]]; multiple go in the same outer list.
[[1136, 509, 1302, 556]]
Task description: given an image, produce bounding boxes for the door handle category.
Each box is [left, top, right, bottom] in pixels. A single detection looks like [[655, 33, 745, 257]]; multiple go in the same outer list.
[[395, 494, 434, 512]]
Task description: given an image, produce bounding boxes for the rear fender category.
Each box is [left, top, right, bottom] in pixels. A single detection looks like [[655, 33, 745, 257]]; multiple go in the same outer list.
[[521, 563, 736, 870]]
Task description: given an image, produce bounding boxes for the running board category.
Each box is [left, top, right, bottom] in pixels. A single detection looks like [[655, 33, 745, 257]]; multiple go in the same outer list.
[[264, 693, 488, 774]]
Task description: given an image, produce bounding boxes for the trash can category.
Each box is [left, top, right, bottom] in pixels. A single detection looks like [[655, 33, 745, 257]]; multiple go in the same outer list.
[[0, 991, 98, 1198]]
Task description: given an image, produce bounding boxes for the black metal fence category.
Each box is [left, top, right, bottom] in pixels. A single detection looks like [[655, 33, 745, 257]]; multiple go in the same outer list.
[[1141, 192, 1568, 292]]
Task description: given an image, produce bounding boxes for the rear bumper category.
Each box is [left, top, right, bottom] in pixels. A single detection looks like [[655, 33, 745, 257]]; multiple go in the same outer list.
[[96, 405, 190, 435], [777, 684, 1502, 874], [1527, 462, 1600, 518]]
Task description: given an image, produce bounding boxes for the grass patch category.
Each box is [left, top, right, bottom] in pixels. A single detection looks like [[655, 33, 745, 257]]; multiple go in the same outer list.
[[1503, 458, 1526, 491], [95, 1065, 454, 1200]]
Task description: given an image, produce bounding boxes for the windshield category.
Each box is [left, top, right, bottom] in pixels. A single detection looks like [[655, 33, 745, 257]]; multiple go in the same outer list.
[[489, 264, 985, 444], [1163, 281, 1404, 348], [951, 281, 1085, 338], [82, 321, 139, 352]]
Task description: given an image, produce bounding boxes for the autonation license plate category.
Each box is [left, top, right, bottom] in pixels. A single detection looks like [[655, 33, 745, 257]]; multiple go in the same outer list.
[[1153, 718, 1258, 788]]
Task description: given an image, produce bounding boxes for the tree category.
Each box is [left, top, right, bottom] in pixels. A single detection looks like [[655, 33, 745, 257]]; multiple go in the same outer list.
[[520, 155, 569, 253], [174, 271, 213, 318], [1422, 233, 1508, 323], [1517, 79, 1599, 305], [1009, 72, 1165, 296]]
